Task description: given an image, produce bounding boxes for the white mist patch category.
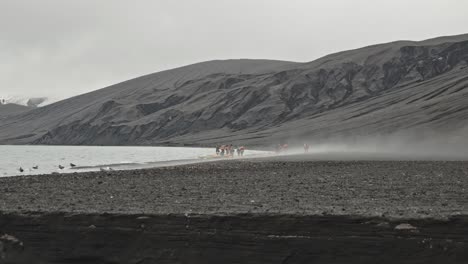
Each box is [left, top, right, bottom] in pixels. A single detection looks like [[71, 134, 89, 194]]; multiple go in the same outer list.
[[274, 134, 468, 161]]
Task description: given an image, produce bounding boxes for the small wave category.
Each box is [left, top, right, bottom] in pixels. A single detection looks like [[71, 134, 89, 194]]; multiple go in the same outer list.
[[72, 162, 139, 170], [72, 158, 204, 171]]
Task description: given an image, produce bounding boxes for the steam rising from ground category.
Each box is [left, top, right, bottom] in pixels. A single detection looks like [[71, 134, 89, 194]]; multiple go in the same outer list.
[[275, 131, 468, 161]]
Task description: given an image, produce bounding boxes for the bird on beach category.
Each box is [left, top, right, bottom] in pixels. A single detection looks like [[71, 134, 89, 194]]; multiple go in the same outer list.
[[70, 163, 76, 168], [58, 165, 65, 170], [100, 167, 114, 172], [19, 167, 24, 173], [32, 165, 39, 170]]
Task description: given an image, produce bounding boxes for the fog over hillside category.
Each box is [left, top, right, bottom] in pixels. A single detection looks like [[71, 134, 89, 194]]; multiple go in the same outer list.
[[0, 34, 468, 149]]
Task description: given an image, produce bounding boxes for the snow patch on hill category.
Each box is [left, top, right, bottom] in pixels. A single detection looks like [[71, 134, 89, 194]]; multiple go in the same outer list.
[[0, 95, 56, 108]]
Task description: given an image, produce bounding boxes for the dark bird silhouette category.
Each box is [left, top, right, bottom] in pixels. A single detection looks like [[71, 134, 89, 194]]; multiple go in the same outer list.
[[32, 165, 39, 169], [70, 163, 76, 168], [58, 165, 65, 170], [19, 167, 24, 173]]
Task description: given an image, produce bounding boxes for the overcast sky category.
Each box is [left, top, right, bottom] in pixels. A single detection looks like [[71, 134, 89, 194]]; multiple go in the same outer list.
[[1, 0, 468, 100]]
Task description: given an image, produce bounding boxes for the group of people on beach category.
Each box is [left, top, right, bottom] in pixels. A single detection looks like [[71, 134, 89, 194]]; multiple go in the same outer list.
[[216, 144, 245, 157], [215, 142, 311, 157]]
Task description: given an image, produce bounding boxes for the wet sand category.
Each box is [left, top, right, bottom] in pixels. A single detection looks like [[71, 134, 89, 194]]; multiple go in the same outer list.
[[1, 155, 468, 263]]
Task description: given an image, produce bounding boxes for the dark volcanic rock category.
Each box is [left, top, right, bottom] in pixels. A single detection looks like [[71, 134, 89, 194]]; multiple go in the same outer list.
[[1, 158, 468, 263], [1, 213, 467, 264], [1, 159, 467, 219], [1, 35, 468, 146]]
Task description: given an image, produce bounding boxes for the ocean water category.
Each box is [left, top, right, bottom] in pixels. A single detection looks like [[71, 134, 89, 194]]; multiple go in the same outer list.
[[0, 145, 261, 177]]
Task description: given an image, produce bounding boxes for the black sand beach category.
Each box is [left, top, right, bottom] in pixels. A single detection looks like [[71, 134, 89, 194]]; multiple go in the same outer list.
[[1, 155, 468, 263]]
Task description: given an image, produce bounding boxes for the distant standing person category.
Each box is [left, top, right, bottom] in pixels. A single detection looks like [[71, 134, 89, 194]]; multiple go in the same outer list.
[[230, 144, 235, 156], [275, 144, 281, 153], [216, 145, 220, 156], [220, 145, 225, 156]]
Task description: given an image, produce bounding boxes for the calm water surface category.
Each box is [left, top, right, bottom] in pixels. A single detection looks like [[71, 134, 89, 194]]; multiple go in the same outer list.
[[0, 145, 260, 177]]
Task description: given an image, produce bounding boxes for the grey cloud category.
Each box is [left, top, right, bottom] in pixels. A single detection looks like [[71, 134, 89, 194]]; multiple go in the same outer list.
[[1, 0, 468, 99]]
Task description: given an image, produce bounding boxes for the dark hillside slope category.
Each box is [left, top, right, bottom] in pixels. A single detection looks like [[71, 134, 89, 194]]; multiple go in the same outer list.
[[0, 103, 31, 118], [1, 34, 468, 146]]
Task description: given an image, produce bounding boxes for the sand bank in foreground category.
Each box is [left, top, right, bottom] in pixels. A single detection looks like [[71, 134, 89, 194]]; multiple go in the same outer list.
[[1, 156, 467, 263]]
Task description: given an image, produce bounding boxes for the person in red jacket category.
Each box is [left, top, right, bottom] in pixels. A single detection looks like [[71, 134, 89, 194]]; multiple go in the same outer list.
[[239, 146, 245, 156]]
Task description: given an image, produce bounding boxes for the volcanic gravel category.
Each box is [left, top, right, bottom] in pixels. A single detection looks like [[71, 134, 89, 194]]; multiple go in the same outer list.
[[1, 156, 467, 219]]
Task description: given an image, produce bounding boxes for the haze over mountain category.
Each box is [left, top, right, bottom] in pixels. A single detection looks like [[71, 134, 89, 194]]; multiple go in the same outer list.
[[1, 34, 468, 147]]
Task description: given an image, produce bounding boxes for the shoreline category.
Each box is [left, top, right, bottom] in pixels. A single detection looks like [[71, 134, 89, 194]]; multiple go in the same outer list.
[[0, 144, 272, 177], [1, 157, 468, 263]]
